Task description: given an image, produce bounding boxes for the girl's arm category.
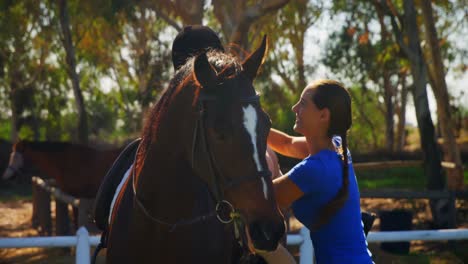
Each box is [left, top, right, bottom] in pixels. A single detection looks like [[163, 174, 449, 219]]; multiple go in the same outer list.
[[273, 175, 304, 209], [267, 128, 309, 159]]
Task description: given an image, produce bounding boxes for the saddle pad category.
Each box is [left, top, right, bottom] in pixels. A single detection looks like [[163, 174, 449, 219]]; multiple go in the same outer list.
[[108, 164, 133, 225], [93, 138, 141, 231]]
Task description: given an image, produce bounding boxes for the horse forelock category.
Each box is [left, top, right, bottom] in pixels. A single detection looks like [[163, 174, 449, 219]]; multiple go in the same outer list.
[[137, 50, 244, 173]]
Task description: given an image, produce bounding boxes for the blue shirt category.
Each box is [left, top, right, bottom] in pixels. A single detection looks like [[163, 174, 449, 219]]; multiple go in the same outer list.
[[288, 137, 373, 264]]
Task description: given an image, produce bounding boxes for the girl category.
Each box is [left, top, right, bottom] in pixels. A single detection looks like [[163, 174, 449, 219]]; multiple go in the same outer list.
[[268, 80, 373, 264]]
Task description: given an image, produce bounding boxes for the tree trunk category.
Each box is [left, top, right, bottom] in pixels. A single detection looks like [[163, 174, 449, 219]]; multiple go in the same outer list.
[[153, 0, 203, 28], [213, 0, 290, 51], [8, 67, 23, 142], [401, 0, 454, 228], [58, 0, 88, 144], [174, 0, 204, 25], [395, 72, 408, 152], [376, 4, 395, 152], [379, 0, 451, 228], [9, 83, 19, 142], [295, 33, 307, 90], [383, 69, 394, 152], [420, 0, 464, 190], [401, 0, 444, 189]]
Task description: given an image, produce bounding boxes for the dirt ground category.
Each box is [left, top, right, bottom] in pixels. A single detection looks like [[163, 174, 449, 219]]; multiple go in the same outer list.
[[1, 198, 468, 263]]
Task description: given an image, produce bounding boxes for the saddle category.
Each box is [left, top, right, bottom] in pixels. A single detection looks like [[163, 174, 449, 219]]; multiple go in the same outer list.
[[93, 138, 141, 231], [362, 211, 376, 237]]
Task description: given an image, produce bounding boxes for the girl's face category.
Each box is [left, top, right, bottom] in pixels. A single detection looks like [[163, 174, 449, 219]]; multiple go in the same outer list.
[[291, 87, 329, 137]]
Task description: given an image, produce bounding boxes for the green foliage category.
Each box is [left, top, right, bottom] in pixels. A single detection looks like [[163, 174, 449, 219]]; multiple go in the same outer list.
[[0, 120, 11, 139], [348, 86, 386, 151], [0, 0, 465, 150]]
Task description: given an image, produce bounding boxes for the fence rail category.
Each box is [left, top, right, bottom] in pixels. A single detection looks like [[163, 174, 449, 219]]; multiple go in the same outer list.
[[360, 189, 468, 199], [32, 176, 80, 206], [31, 176, 95, 236], [2, 227, 468, 264], [352, 160, 458, 171], [13, 164, 465, 264]]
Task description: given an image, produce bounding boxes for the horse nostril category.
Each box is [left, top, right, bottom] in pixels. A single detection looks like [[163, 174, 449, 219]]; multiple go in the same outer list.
[[2, 167, 14, 180], [262, 224, 272, 241], [248, 221, 263, 242]]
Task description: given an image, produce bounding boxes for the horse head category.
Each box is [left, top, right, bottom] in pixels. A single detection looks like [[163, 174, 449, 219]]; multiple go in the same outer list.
[[190, 36, 285, 252], [2, 140, 26, 180]]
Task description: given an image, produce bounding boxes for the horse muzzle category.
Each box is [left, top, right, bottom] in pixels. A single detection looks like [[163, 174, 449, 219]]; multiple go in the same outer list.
[[2, 167, 15, 180], [248, 219, 286, 252]]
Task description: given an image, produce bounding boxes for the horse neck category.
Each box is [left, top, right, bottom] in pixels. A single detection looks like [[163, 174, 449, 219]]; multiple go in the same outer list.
[[135, 89, 213, 221], [136, 146, 214, 222], [24, 147, 63, 180]]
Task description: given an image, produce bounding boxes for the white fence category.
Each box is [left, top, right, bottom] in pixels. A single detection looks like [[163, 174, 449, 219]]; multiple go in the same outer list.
[[1, 227, 468, 264]]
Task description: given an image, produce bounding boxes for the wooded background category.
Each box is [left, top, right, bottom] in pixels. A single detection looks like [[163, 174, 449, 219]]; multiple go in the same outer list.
[[0, 0, 467, 190]]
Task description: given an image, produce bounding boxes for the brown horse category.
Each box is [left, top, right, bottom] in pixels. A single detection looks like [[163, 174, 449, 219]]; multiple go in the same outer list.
[[2, 141, 122, 198], [106, 36, 285, 263], [0, 139, 12, 179]]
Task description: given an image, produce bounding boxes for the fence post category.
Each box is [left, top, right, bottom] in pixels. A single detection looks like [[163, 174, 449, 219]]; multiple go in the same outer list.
[[56, 199, 71, 236], [31, 181, 39, 229], [76, 227, 90, 264], [78, 198, 94, 230], [299, 227, 314, 264], [448, 191, 457, 228], [37, 186, 52, 235]]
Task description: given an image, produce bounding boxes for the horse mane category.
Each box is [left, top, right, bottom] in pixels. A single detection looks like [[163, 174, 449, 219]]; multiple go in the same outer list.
[[137, 50, 243, 170]]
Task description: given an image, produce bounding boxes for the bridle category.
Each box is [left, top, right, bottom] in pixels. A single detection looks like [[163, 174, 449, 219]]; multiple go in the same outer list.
[[131, 91, 272, 253], [191, 93, 272, 201]]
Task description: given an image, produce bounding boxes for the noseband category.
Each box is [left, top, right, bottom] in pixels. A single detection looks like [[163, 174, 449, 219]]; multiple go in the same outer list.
[[131, 92, 272, 252]]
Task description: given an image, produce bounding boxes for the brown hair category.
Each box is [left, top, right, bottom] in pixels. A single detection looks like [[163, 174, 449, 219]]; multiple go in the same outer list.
[[309, 79, 352, 230]]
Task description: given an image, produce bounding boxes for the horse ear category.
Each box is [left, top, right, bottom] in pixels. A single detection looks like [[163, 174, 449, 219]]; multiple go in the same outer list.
[[193, 52, 218, 89], [242, 35, 268, 81]]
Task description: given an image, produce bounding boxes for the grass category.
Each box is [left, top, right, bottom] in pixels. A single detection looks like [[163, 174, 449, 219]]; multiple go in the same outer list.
[[464, 166, 468, 183], [357, 164, 468, 190], [357, 166, 426, 190], [0, 181, 32, 202]]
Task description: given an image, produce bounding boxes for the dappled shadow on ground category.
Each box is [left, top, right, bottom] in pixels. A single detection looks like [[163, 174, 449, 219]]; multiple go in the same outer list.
[[1, 194, 467, 263]]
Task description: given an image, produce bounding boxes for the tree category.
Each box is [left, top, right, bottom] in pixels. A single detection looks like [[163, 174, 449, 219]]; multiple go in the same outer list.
[[376, 0, 451, 227], [108, 6, 173, 131], [0, 1, 50, 141], [212, 0, 290, 50], [395, 69, 409, 151], [324, 1, 405, 152], [420, 0, 464, 190], [375, 4, 395, 151], [56, 0, 88, 144], [348, 86, 386, 150], [151, 0, 204, 28], [263, 0, 321, 93], [245, 0, 322, 135]]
